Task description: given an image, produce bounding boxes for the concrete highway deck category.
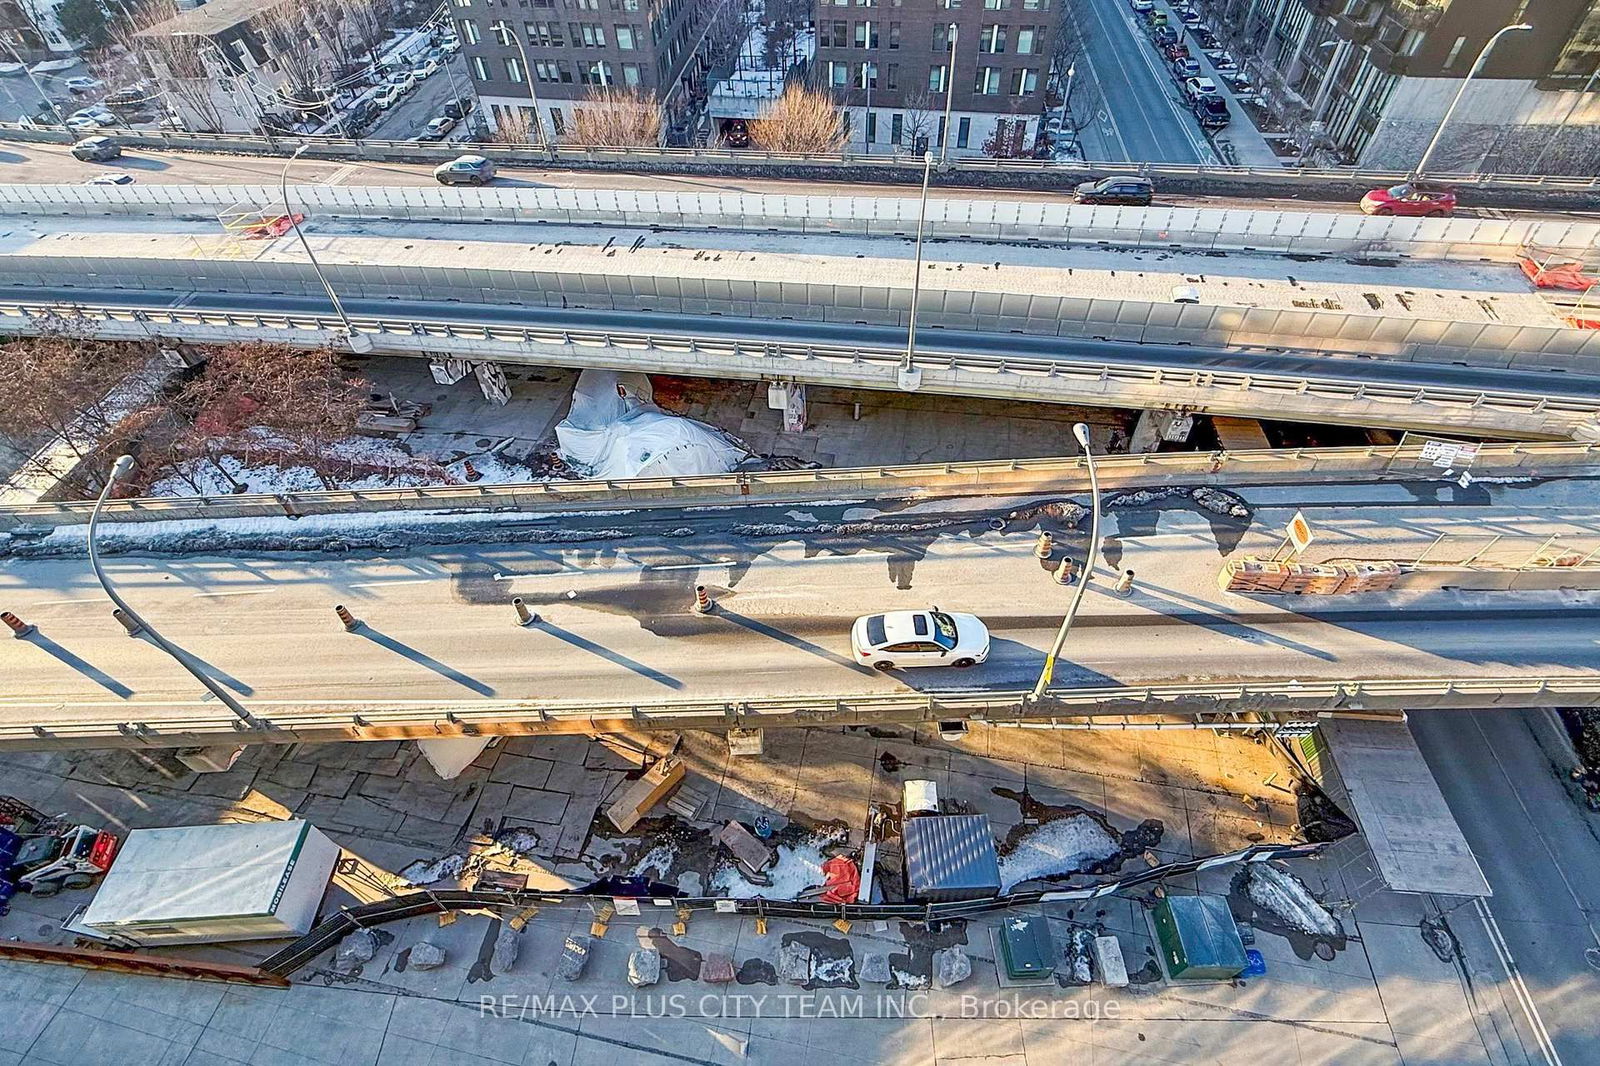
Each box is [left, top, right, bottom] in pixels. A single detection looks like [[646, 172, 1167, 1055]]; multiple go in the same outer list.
[[3, 478, 1598, 724]]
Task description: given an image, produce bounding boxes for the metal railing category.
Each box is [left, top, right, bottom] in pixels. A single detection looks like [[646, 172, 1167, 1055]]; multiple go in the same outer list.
[[8, 676, 1599, 751], [5, 121, 1599, 192], [4, 432, 1598, 532]]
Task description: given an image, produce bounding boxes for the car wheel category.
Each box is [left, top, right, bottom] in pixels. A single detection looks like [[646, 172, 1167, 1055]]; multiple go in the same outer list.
[[28, 879, 61, 898], [63, 874, 93, 890], [872, 660, 895, 671], [951, 658, 976, 668], [1373, 206, 1392, 216], [1427, 209, 1446, 217]]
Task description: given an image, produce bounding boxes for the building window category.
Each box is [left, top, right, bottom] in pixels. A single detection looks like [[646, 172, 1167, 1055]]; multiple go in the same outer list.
[[1021, 0, 1048, 8], [492, 20, 514, 45], [932, 23, 949, 51], [944, 0, 961, 7], [459, 18, 481, 42], [974, 66, 1001, 93], [550, 107, 565, 134], [454, 0, 470, 6], [937, 114, 945, 146], [854, 21, 878, 47], [928, 64, 947, 91], [622, 61, 641, 85], [857, 60, 877, 87], [856, 0, 875, 6], [506, 56, 525, 82], [615, 25, 635, 48], [890, 112, 903, 144], [579, 22, 606, 45], [830, 60, 849, 86], [886, 62, 898, 88], [1010, 67, 1036, 94], [470, 55, 491, 80], [825, 20, 847, 46], [888, 21, 900, 48], [1015, 26, 1037, 54], [1443, 35, 1467, 69], [534, 59, 558, 80], [957, 115, 970, 147], [580, 60, 613, 83], [983, 0, 1008, 9], [980, 24, 1006, 52]]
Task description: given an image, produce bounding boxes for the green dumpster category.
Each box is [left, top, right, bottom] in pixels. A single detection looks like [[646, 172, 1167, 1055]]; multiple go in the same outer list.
[[1152, 895, 1247, 981]]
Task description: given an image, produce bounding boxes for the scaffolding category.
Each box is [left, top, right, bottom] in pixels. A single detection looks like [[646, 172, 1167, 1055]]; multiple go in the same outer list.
[[217, 202, 305, 240]]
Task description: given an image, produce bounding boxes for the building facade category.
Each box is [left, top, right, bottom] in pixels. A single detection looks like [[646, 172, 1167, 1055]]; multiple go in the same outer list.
[[813, 0, 1058, 157], [1224, 0, 1600, 172], [456, 0, 714, 141]]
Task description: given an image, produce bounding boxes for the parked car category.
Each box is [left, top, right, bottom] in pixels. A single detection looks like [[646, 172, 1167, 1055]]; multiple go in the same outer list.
[[443, 96, 476, 120], [373, 83, 402, 109], [83, 172, 134, 185], [386, 70, 416, 93], [1182, 77, 1219, 101], [64, 115, 103, 133], [1146, 10, 1168, 27], [850, 609, 990, 670], [414, 58, 440, 79], [1206, 50, 1239, 71], [440, 36, 461, 54], [417, 115, 457, 141], [1129, 0, 1153, 9], [723, 118, 751, 147], [62, 75, 102, 95], [70, 106, 116, 124], [1194, 28, 1220, 49], [1359, 182, 1457, 217], [1172, 57, 1202, 79], [1073, 175, 1155, 206], [1152, 26, 1180, 47], [1179, 10, 1202, 26], [1192, 95, 1230, 129], [1164, 41, 1191, 61], [433, 154, 495, 185]]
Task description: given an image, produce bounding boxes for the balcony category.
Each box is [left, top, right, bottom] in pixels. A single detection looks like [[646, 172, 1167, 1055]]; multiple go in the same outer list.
[[1365, 37, 1411, 75], [1391, 0, 1445, 29], [1334, 1, 1381, 44]]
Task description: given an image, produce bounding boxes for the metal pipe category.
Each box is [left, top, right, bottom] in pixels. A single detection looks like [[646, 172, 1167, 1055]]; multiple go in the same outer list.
[[492, 20, 549, 154], [1031, 422, 1100, 700], [89, 455, 256, 724], [1414, 24, 1532, 179], [940, 23, 957, 162], [899, 150, 934, 385], [280, 145, 363, 349]]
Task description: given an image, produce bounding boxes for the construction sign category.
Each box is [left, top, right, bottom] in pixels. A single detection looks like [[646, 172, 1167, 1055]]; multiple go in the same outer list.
[[1286, 511, 1314, 556]]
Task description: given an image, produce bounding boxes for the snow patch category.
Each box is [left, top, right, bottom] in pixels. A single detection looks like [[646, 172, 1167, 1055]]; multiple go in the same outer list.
[[400, 853, 467, 887], [631, 844, 679, 880], [1245, 863, 1341, 938], [998, 815, 1121, 891], [711, 835, 831, 900]]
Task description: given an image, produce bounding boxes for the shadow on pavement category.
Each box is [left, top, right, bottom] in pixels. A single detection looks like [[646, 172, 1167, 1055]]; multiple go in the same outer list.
[[355, 625, 496, 696], [530, 618, 683, 690], [21, 632, 133, 698]]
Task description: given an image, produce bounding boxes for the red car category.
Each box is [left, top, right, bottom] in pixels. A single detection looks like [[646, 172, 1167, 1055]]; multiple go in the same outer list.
[[1359, 182, 1457, 217]]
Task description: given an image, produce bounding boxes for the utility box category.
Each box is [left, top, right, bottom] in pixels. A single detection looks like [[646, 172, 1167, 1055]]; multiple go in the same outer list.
[[1151, 894, 1248, 981], [998, 915, 1056, 980], [903, 814, 1001, 902], [78, 820, 339, 946], [1093, 935, 1129, 987]]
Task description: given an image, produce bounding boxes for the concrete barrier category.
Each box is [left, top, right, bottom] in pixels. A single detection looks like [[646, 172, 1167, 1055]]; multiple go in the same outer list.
[[0, 183, 1594, 262]]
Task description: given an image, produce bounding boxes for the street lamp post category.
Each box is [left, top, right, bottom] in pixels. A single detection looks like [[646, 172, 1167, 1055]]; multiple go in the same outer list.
[[940, 22, 958, 162], [280, 144, 370, 352], [898, 150, 933, 392], [1414, 23, 1532, 179], [491, 20, 550, 154], [1030, 423, 1101, 701], [89, 455, 257, 724]]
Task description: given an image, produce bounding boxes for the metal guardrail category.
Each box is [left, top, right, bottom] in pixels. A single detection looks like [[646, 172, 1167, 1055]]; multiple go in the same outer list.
[[4, 121, 1598, 192], [257, 840, 1330, 978], [8, 676, 1599, 751], [0, 939, 290, 987], [4, 432, 1598, 530]]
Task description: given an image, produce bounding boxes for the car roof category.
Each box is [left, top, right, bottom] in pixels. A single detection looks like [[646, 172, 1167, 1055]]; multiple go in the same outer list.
[[873, 611, 932, 644], [454, 155, 488, 164]]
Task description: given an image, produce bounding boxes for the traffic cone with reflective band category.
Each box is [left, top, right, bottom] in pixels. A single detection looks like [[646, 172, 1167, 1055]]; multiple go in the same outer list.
[[334, 604, 361, 632], [513, 597, 537, 626], [1034, 531, 1053, 560], [1114, 569, 1136, 597], [693, 585, 715, 614], [1054, 559, 1075, 585], [2, 611, 34, 638], [112, 608, 142, 637]]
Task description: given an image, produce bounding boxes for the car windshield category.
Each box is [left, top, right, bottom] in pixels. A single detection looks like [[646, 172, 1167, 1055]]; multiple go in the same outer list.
[[1386, 184, 1413, 198], [929, 612, 958, 650]]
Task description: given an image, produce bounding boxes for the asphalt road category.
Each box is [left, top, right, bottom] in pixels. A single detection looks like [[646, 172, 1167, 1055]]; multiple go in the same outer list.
[[1412, 708, 1600, 1065], [14, 285, 1600, 403], [1074, 0, 1213, 164], [3, 484, 1599, 719]]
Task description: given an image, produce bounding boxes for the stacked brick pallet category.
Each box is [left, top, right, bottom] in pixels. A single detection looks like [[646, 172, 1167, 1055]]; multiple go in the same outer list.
[[1219, 559, 1403, 595]]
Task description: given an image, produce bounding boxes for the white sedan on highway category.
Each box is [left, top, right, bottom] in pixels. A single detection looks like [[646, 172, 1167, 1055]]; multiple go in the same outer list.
[[850, 609, 990, 670]]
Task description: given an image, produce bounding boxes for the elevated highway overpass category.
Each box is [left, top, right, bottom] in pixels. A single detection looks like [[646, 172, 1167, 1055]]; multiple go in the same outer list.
[[3, 474, 1599, 750]]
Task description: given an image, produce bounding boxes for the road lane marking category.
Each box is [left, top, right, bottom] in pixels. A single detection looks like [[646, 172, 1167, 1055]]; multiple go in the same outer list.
[[323, 164, 361, 186], [190, 589, 274, 598], [1474, 896, 1564, 1066]]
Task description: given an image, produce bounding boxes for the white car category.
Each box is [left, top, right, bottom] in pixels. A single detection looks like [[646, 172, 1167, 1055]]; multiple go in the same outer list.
[[1184, 77, 1219, 100], [1130, 0, 1154, 10], [387, 70, 417, 93], [373, 83, 402, 109], [850, 609, 990, 670], [62, 75, 102, 94], [414, 58, 440, 79], [64, 115, 101, 132]]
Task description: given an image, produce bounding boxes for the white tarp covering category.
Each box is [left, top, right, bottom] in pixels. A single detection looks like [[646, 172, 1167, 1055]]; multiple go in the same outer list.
[[555, 370, 748, 480]]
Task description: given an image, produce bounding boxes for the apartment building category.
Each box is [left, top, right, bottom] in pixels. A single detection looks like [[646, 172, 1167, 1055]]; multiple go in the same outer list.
[[1225, 0, 1600, 172], [455, 0, 712, 141], [813, 0, 1058, 157]]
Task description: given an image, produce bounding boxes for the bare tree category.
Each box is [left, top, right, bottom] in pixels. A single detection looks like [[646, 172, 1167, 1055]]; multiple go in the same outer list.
[[342, 0, 392, 72], [760, 0, 807, 72], [570, 86, 662, 146], [901, 88, 941, 152], [491, 106, 536, 145], [698, 0, 749, 75], [255, 1, 332, 119], [749, 84, 846, 153]]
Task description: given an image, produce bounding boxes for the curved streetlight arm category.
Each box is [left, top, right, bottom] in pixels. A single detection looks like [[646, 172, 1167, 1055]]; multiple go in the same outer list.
[[280, 145, 360, 343], [89, 457, 256, 724], [1414, 23, 1532, 179], [1031, 423, 1100, 700]]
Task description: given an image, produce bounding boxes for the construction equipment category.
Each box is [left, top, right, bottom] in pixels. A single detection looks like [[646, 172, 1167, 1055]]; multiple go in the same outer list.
[[0, 823, 120, 911]]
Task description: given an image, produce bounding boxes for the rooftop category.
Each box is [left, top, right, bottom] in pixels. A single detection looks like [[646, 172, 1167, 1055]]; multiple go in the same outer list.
[[133, 0, 283, 39]]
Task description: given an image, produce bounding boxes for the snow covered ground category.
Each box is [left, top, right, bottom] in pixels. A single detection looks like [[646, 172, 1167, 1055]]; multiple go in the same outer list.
[[998, 815, 1121, 892]]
